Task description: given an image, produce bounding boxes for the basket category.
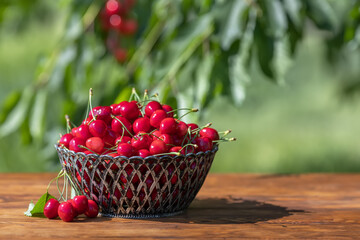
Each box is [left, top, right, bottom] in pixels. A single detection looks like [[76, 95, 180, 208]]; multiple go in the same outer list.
[[55, 144, 218, 218]]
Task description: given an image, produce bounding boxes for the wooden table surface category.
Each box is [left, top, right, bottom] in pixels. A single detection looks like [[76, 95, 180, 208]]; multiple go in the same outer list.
[[0, 173, 360, 239]]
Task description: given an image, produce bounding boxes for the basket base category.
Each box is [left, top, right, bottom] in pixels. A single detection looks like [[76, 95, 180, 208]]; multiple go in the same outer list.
[[100, 210, 184, 219]]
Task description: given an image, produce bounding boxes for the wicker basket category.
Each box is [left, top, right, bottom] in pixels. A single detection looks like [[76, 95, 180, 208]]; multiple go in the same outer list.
[[55, 144, 218, 218]]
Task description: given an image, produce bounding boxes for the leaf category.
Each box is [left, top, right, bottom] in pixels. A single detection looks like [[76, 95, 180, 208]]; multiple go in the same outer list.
[[283, 0, 303, 30], [24, 201, 35, 217], [261, 0, 288, 38], [305, 0, 338, 32], [29, 192, 56, 217], [229, 7, 257, 106], [30, 89, 48, 140], [195, 52, 214, 108], [0, 87, 34, 138], [0, 91, 21, 124], [220, 0, 248, 50]]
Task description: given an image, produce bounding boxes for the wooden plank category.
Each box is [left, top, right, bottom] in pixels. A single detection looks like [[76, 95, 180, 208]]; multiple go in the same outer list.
[[0, 173, 360, 239]]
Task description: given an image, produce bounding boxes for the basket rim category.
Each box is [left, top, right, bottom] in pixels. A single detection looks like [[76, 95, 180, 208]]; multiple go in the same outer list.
[[55, 143, 218, 161]]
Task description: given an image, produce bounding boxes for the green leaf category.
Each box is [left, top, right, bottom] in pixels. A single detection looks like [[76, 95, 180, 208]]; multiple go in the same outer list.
[[30, 89, 48, 141], [195, 52, 214, 108], [305, 0, 338, 32], [29, 192, 56, 217], [283, 0, 303, 30], [261, 0, 288, 38], [0, 91, 21, 124], [220, 0, 248, 50], [0, 87, 34, 138]]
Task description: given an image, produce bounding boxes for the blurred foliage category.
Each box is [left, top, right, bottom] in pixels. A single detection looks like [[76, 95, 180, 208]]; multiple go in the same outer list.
[[0, 0, 360, 171]]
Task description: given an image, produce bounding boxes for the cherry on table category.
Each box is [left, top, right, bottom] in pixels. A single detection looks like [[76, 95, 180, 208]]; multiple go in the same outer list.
[[84, 200, 99, 218], [58, 202, 75, 222], [44, 198, 60, 219], [72, 195, 89, 215]]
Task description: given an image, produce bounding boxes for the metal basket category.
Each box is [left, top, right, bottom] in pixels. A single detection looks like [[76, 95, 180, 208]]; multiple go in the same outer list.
[[55, 144, 218, 218]]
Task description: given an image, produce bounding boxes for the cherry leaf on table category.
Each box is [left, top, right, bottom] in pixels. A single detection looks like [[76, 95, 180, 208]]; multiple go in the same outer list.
[[26, 192, 56, 217]]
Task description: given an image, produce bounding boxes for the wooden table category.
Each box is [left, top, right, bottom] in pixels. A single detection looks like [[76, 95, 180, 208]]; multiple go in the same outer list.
[[0, 173, 360, 239]]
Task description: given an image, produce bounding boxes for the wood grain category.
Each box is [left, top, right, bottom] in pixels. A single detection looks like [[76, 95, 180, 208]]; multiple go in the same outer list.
[[1, 173, 360, 239]]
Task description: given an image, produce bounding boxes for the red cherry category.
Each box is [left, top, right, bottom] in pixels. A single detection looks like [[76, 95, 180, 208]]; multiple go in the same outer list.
[[66, 199, 79, 218], [71, 127, 79, 136], [176, 121, 188, 136], [86, 137, 105, 154], [75, 124, 92, 139], [115, 135, 131, 144], [82, 116, 92, 125], [150, 110, 167, 128], [69, 137, 86, 152], [72, 195, 89, 214], [131, 133, 151, 150], [111, 116, 132, 135], [199, 127, 219, 141], [89, 120, 107, 137], [117, 143, 135, 157], [133, 117, 150, 133], [89, 106, 112, 123], [106, 0, 120, 14], [44, 199, 60, 219], [187, 123, 199, 131], [59, 133, 74, 148], [112, 101, 126, 115], [103, 129, 118, 147], [172, 134, 184, 146], [138, 149, 151, 158], [160, 118, 178, 135], [83, 150, 93, 155], [84, 200, 99, 218], [158, 133, 173, 150], [145, 101, 162, 117], [114, 48, 127, 63], [149, 140, 167, 155], [162, 104, 174, 117], [119, 101, 139, 120], [169, 146, 182, 153], [151, 130, 162, 141], [109, 14, 122, 28], [180, 145, 196, 155], [119, 19, 138, 35], [58, 202, 75, 222], [193, 137, 213, 152]]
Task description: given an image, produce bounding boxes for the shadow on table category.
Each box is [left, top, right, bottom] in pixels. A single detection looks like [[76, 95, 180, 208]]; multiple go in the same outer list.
[[150, 197, 304, 224]]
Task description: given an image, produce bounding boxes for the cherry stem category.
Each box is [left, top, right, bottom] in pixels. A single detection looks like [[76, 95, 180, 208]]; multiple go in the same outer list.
[[112, 115, 134, 137], [78, 145, 98, 155], [178, 108, 199, 120], [213, 137, 237, 142], [89, 88, 95, 121], [47, 169, 65, 193], [143, 89, 149, 102], [179, 143, 198, 153], [168, 108, 198, 114], [152, 152, 181, 157]]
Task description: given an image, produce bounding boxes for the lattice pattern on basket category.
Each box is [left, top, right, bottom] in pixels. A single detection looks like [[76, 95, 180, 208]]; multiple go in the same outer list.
[[55, 144, 218, 218]]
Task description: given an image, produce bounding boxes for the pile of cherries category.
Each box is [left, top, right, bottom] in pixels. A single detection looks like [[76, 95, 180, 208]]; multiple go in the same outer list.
[[98, 0, 138, 63], [44, 195, 99, 222], [58, 99, 220, 158]]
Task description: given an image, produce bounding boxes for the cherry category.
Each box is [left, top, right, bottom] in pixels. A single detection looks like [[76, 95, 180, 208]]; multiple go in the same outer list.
[[71, 127, 79, 137], [82, 116, 92, 125], [138, 149, 151, 158], [84, 200, 99, 218], [89, 120, 107, 138], [172, 134, 184, 146], [119, 19, 138, 35], [162, 104, 174, 117], [109, 14, 122, 28], [76, 124, 92, 139], [193, 137, 213, 152], [102, 129, 118, 147], [131, 132, 151, 150], [199, 127, 219, 141], [106, 0, 120, 14], [151, 130, 162, 141], [115, 135, 131, 144], [180, 145, 196, 155], [158, 133, 173, 150], [86, 137, 105, 154], [176, 121, 188, 136], [145, 101, 162, 117], [133, 117, 150, 133], [149, 140, 167, 155], [72, 195, 89, 214], [160, 118, 178, 135], [150, 110, 167, 128], [67, 199, 79, 218], [59, 133, 74, 148], [114, 48, 127, 63], [89, 106, 112, 123], [69, 137, 86, 152], [111, 116, 132, 135], [187, 123, 199, 131], [169, 146, 182, 153], [117, 143, 135, 157], [44, 199, 60, 219], [58, 202, 75, 222], [119, 101, 139, 120]]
